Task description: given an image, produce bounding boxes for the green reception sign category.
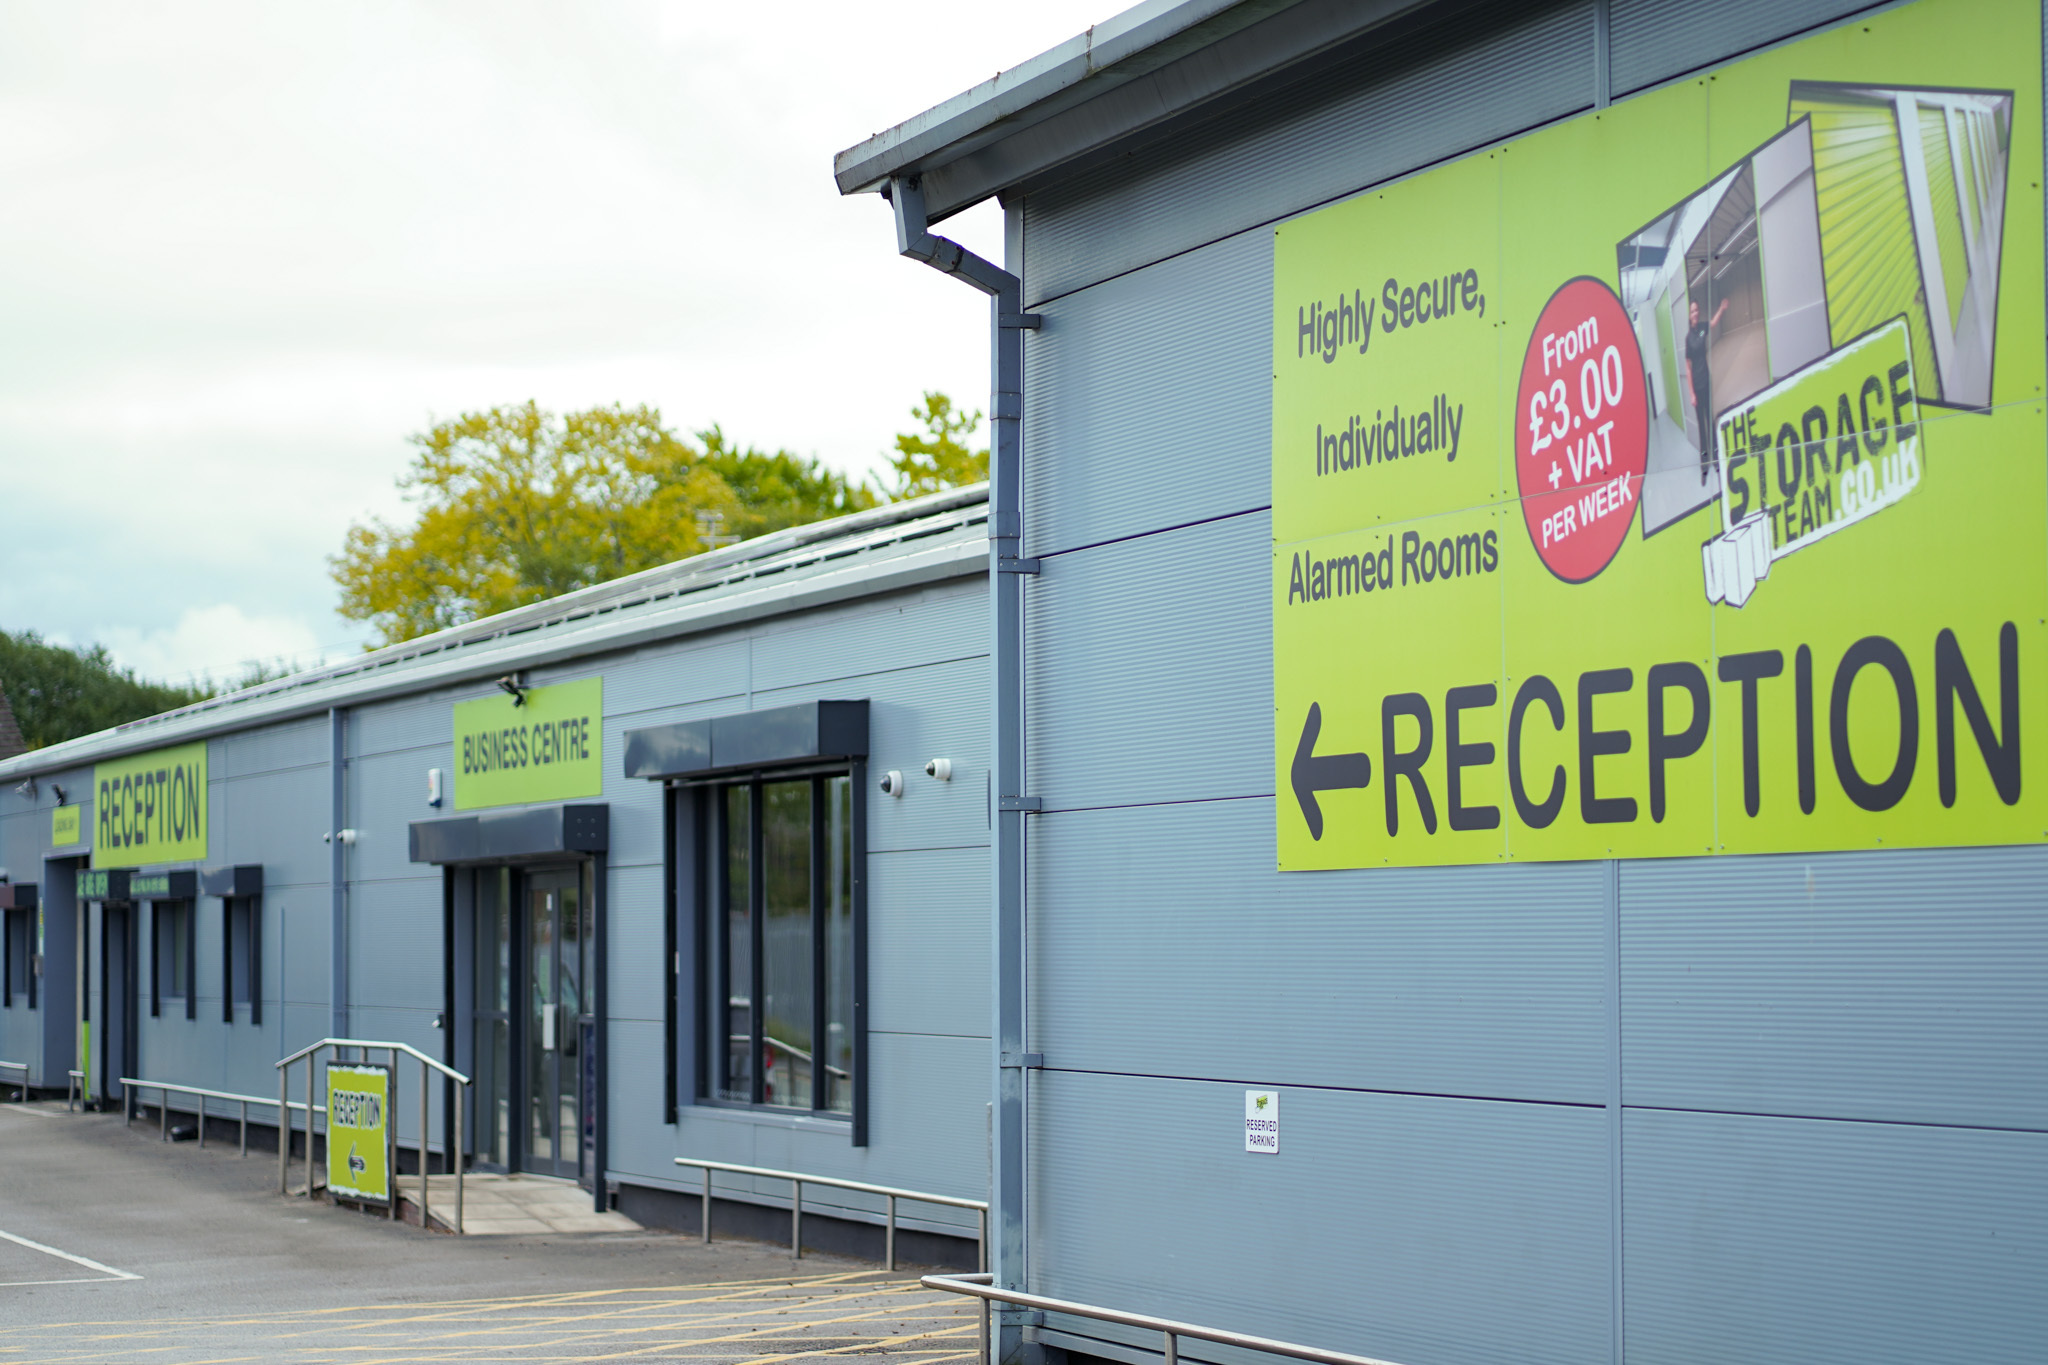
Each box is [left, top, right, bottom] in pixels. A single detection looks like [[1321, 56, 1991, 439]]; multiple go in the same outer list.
[[1272, 0, 2041, 869], [326, 1064, 390, 1204], [51, 805, 81, 847], [452, 678, 603, 811], [92, 742, 207, 869]]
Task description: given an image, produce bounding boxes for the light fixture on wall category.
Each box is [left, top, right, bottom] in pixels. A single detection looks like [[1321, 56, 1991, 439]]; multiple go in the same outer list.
[[12, 778, 35, 801], [496, 675, 528, 707], [50, 783, 67, 805], [426, 768, 444, 808]]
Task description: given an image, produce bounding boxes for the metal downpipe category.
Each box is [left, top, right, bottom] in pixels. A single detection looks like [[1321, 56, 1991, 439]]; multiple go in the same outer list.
[[887, 175, 1034, 1365]]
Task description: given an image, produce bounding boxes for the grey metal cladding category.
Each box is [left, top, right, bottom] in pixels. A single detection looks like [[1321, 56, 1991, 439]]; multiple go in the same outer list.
[[1621, 846, 2048, 1130], [1023, 230, 1272, 557], [1624, 1108, 2048, 1365], [867, 844, 991, 1038], [600, 863, 664, 1021], [1029, 1070, 1609, 1365], [588, 638, 748, 719], [217, 717, 326, 778], [749, 579, 986, 693], [1022, 0, 1593, 304], [1608, 0, 1882, 98], [1027, 512, 1270, 810], [1030, 796, 1607, 1102], [857, 1031, 992, 1199]]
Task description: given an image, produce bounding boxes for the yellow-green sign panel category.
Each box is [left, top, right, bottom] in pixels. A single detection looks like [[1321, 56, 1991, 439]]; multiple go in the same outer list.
[[92, 742, 207, 869], [326, 1064, 390, 1203], [1273, 0, 2042, 869], [51, 805, 81, 847], [452, 678, 602, 811]]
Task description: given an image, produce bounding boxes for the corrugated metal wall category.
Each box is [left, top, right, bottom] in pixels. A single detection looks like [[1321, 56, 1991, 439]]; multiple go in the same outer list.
[[1014, 1, 2041, 1362]]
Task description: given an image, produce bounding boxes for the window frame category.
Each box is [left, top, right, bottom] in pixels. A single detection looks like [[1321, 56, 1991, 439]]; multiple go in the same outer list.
[[2, 908, 30, 1009], [221, 896, 261, 1024], [151, 899, 196, 1020], [677, 758, 867, 1143]]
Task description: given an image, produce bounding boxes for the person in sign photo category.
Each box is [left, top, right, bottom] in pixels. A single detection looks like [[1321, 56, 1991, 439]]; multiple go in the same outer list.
[[1684, 293, 1730, 483]]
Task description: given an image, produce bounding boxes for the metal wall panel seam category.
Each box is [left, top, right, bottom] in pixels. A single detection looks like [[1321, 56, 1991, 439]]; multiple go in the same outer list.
[[1603, 858, 1623, 1365]]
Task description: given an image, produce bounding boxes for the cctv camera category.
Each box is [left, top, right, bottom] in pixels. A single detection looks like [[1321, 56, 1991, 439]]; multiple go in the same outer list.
[[925, 758, 952, 781], [878, 771, 905, 798]]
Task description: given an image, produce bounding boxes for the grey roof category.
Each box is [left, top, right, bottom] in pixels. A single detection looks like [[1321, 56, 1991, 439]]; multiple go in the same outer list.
[[831, 0, 1427, 220], [0, 484, 989, 780]]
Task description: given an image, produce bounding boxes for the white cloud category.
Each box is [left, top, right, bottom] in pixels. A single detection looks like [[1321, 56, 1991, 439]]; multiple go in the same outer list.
[[97, 604, 356, 690], [0, 0, 1119, 678]]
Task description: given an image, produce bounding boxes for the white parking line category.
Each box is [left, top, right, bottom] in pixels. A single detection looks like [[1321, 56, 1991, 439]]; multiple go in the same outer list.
[[0, 1229, 141, 1287], [0, 1103, 61, 1118]]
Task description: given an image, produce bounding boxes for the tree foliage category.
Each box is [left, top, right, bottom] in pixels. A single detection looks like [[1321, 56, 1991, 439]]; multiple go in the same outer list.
[[884, 392, 987, 499], [0, 631, 209, 749], [332, 403, 739, 644], [333, 395, 994, 649], [697, 425, 880, 539]]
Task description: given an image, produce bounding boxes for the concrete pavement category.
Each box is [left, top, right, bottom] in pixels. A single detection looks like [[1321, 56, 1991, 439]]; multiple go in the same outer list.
[[0, 1100, 978, 1363]]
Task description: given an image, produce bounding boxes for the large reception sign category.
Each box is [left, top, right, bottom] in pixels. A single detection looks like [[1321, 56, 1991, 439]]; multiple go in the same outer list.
[[93, 741, 208, 869], [1272, 0, 2042, 869]]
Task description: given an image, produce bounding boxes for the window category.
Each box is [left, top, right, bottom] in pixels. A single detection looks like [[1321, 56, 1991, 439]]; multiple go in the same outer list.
[[152, 900, 194, 1019], [3, 910, 29, 1009], [704, 773, 859, 1119], [223, 897, 260, 1023]]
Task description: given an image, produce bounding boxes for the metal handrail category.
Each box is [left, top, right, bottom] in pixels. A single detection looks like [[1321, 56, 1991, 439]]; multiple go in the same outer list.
[[119, 1076, 322, 1157], [922, 1272, 1411, 1365], [275, 1038, 470, 1235], [0, 1060, 26, 1103], [675, 1156, 987, 1273]]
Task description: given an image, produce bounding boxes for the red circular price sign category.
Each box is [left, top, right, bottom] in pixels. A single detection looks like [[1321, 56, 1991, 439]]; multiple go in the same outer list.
[[1513, 277, 1649, 582]]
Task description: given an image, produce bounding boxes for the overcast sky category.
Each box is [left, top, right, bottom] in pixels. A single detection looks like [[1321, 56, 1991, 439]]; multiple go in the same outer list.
[[0, 0, 1112, 686]]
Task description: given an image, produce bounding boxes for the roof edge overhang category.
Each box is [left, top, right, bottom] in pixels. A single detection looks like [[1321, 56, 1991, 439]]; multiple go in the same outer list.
[[832, 0, 1429, 219], [0, 516, 985, 783]]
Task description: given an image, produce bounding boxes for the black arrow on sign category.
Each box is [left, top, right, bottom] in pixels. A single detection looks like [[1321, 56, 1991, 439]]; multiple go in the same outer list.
[[1291, 702, 1372, 841]]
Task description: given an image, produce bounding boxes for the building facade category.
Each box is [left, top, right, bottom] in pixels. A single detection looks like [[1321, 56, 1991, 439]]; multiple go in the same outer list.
[[0, 487, 993, 1257], [841, 1, 2045, 1362]]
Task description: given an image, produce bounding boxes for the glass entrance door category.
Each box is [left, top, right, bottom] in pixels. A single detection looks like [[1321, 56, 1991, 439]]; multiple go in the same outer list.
[[99, 904, 135, 1106], [522, 867, 585, 1181]]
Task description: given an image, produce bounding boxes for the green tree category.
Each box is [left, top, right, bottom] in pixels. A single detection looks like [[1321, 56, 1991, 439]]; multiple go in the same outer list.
[[884, 392, 986, 499], [695, 425, 880, 539], [0, 631, 209, 749], [332, 402, 741, 646]]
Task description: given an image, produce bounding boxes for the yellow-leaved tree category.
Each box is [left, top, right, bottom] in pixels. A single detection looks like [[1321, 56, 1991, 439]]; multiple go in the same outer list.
[[334, 396, 981, 649], [334, 402, 867, 646]]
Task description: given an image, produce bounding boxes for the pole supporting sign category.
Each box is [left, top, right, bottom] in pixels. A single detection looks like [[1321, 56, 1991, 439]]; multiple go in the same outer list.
[[1271, 0, 2042, 869], [325, 1063, 392, 1205]]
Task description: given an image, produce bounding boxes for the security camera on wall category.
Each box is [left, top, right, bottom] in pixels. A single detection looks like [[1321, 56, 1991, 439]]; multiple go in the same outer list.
[[879, 770, 905, 797]]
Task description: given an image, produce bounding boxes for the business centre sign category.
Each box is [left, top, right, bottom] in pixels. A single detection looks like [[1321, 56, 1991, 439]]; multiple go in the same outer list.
[[1272, 0, 2041, 869], [452, 677, 603, 810]]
